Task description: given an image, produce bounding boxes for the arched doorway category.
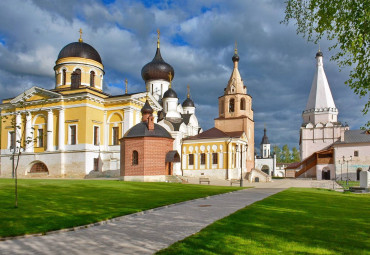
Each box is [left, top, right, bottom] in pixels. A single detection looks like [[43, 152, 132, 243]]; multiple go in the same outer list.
[[322, 168, 330, 180], [255, 177, 260, 182], [261, 165, 270, 175], [357, 168, 362, 181], [165, 151, 180, 175]]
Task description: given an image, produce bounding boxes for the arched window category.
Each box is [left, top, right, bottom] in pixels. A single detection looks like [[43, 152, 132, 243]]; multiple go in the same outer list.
[[132, 150, 138, 165], [62, 69, 66, 85], [229, 98, 235, 113], [29, 162, 48, 173], [240, 98, 245, 110], [90, 71, 95, 87], [71, 68, 81, 89]]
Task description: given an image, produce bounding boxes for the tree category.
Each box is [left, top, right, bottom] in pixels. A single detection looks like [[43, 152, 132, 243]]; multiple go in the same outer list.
[[1, 93, 46, 208], [282, 0, 370, 129], [281, 144, 292, 163], [272, 145, 282, 163], [291, 146, 300, 162]]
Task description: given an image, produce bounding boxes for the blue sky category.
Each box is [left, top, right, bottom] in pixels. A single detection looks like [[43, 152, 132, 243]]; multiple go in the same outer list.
[[0, 0, 367, 153]]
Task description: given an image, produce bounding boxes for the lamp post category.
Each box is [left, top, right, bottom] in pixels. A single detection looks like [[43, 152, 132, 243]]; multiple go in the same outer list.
[[338, 159, 345, 181], [236, 143, 248, 187], [343, 155, 352, 185]]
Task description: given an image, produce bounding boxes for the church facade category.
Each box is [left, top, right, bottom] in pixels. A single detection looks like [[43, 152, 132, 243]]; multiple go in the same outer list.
[[288, 51, 370, 180], [0, 31, 201, 178]]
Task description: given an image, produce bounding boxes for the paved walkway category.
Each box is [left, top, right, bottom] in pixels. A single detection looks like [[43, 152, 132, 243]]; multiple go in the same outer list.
[[0, 179, 341, 255]]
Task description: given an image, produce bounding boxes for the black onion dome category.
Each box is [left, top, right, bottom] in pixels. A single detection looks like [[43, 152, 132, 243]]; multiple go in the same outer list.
[[163, 88, 177, 98], [316, 51, 323, 57], [232, 53, 239, 62], [182, 98, 195, 107], [141, 99, 154, 115], [124, 122, 172, 138], [57, 41, 102, 64], [260, 128, 270, 145], [141, 48, 174, 82]]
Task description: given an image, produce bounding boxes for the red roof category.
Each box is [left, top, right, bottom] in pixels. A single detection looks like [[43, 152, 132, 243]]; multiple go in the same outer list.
[[184, 127, 244, 140]]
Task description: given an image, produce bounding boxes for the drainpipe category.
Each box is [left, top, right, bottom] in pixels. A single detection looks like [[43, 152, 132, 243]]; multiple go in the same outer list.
[[180, 139, 184, 176]]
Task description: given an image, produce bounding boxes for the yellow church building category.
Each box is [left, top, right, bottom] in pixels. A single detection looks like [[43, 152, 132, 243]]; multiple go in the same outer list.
[[0, 32, 160, 178]]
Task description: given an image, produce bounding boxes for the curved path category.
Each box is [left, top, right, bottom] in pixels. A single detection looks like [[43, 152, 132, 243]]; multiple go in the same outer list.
[[0, 188, 283, 255], [0, 179, 340, 255]]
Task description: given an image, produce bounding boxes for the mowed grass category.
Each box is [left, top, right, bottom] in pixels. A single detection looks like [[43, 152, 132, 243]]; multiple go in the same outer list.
[[158, 188, 370, 255], [0, 179, 241, 237], [337, 180, 360, 189]]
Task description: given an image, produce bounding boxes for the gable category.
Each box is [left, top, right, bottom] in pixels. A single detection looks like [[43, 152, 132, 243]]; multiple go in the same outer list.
[[10, 86, 61, 104]]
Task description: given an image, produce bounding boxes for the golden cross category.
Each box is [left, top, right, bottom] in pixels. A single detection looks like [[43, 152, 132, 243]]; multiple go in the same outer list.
[[168, 72, 172, 88], [234, 41, 238, 54], [79, 28, 83, 42], [157, 29, 160, 48], [125, 79, 128, 94], [187, 84, 190, 98]]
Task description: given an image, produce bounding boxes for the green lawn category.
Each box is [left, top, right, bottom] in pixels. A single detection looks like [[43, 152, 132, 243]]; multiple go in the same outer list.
[[158, 188, 370, 255], [0, 179, 241, 237], [337, 180, 360, 190]]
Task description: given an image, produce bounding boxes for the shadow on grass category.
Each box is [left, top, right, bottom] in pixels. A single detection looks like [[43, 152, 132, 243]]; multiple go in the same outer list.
[[157, 188, 370, 255], [0, 179, 242, 237]]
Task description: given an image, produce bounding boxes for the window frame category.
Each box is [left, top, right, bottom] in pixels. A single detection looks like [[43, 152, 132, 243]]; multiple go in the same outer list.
[[90, 71, 95, 87], [212, 152, 218, 165], [69, 125, 77, 145], [112, 126, 119, 145], [132, 150, 139, 165], [200, 153, 206, 165], [188, 154, 194, 166], [37, 128, 44, 148], [93, 125, 100, 146]]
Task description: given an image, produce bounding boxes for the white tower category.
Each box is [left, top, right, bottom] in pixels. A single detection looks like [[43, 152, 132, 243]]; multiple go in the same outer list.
[[260, 127, 270, 158], [300, 50, 348, 160]]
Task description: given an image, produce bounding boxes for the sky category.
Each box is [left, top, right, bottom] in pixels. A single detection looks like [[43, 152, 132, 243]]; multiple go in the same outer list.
[[0, 0, 367, 153]]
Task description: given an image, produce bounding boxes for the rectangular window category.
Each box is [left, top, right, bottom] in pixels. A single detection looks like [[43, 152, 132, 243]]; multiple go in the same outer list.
[[38, 129, 44, 147], [189, 154, 194, 165], [70, 125, 77, 145], [354, 151, 359, 157], [113, 127, 119, 145], [212, 153, 218, 165], [94, 158, 99, 171], [200, 153, 206, 165], [9, 131, 15, 149], [94, 126, 99, 145]]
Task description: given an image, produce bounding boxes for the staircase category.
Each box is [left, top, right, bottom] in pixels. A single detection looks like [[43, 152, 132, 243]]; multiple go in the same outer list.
[[165, 175, 183, 183]]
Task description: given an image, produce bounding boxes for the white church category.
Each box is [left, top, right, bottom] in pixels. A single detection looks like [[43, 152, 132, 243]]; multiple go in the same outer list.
[[287, 50, 370, 180]]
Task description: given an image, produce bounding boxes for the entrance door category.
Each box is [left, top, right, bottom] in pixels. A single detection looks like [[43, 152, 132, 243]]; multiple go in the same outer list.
[[166, 162, 172, 175], [322, 170, 330, 180]]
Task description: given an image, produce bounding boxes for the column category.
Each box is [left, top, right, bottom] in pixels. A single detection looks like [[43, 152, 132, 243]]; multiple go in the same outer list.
[[123, 108, 134, 135], [47, 109, 54, 151], [58, 108, 65, 151], [25, 112, 33, 152], [104, 111, 108, 150], [15, 113, 21, 152]]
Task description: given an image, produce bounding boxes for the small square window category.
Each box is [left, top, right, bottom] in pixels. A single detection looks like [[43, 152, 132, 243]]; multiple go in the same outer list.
[[354, 151, 359, 157]]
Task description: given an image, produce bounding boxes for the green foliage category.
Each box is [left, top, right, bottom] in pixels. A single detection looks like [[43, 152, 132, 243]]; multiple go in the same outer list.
[[0, 179, 241, 237], [282, 0, 370, 129], [158, 188, 370, 254], [291, 147, 300, 162], [273, 145, 300, 163]]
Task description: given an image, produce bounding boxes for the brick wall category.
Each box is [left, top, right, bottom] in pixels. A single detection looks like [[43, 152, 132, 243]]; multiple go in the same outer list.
[[120, 136, 174, 177]]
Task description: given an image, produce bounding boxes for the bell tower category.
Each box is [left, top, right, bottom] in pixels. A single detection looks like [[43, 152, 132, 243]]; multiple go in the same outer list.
[[215, 44, 255, 172]]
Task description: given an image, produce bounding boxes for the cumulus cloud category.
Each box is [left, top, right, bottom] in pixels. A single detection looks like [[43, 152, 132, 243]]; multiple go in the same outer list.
[[0, 0, 366, 152]]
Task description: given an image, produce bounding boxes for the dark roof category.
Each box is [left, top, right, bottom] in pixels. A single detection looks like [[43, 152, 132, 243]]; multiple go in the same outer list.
[[185, 127, 243, 140], [163, 88, 177, 98], [141, 99, 153, 115], [141, 47, 174, 82], [232, 53, 239, 62], [165, 151, 180, 162], [57, 41, 102, 64], [316, 51, 323, 57], [124, 122, 172, 138], [181, 114, 191, 125], [335, 130, 370, 144], [260, 128, 270, 145], [182, 97, 195, 107]]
